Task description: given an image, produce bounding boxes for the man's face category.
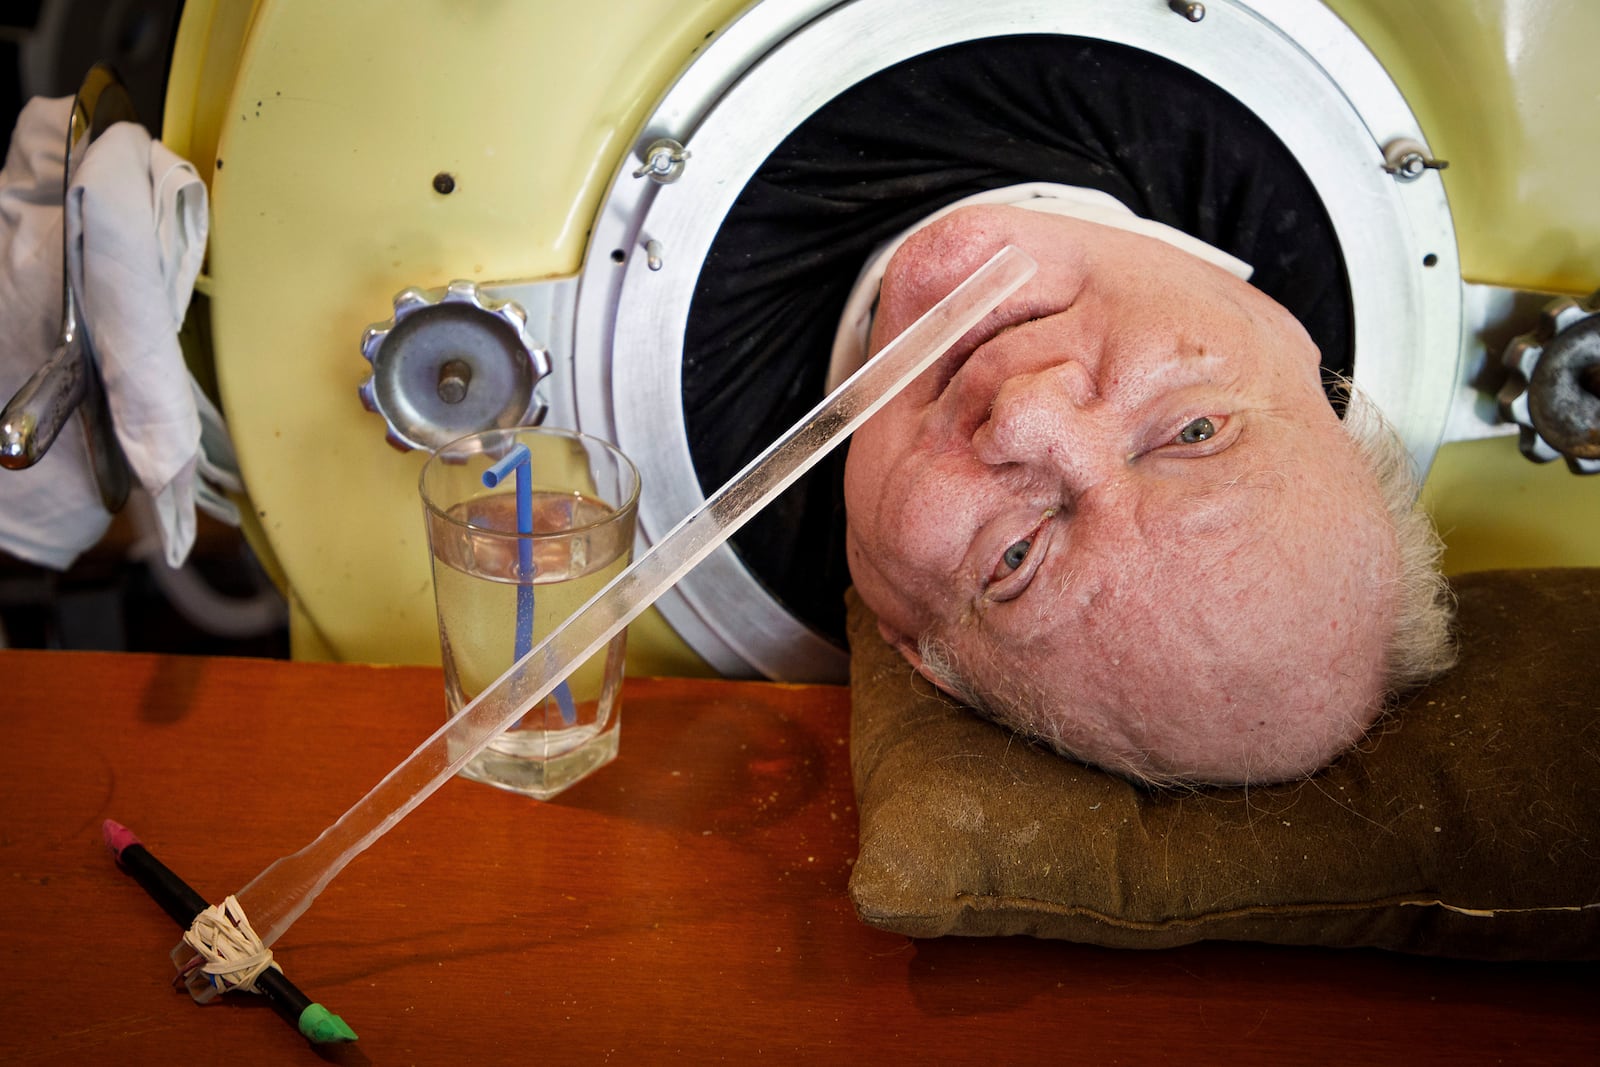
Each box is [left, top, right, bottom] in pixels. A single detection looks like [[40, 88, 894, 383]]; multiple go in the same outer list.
[[843, 205, 1397, 784]]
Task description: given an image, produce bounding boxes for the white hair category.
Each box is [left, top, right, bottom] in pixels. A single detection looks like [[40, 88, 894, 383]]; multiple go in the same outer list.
[[1335, 382, 1458, 691]]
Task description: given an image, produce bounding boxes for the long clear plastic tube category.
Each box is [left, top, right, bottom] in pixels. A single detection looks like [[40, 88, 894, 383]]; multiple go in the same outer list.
[[179, 245, 1036, 973]]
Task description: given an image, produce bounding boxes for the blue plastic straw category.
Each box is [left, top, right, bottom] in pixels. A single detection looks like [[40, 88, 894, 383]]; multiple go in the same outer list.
[[482, 444, 577, 725]]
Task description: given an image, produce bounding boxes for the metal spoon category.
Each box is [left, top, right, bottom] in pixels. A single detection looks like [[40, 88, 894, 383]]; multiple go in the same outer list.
[[0, 63, 136, 512]]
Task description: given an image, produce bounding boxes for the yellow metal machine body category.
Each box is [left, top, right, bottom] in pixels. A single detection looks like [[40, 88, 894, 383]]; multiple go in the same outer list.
[[164, 0, 1599, 673]]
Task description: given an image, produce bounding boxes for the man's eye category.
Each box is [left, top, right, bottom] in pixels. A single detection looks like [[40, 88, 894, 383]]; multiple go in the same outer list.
[[1000, 539, 1031, 573], [1176, 416, 1216, 444]]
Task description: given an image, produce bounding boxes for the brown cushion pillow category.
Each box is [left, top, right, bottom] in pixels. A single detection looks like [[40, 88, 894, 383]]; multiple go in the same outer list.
[[846, 569, 1600, 960]]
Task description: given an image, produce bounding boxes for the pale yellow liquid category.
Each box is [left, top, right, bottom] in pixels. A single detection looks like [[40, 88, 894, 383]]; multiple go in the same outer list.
[[430, 490, 629, 798]]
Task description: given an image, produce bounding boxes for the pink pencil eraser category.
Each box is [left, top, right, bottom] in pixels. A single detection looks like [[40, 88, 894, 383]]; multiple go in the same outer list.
[[102, 818, 139, 857]]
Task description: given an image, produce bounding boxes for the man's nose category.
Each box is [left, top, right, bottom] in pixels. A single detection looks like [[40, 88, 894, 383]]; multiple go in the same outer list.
[[971, 362, 1117, 488]]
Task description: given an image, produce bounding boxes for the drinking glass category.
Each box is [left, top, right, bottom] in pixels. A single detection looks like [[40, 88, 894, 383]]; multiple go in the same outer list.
[[420, 426, 639, 798]]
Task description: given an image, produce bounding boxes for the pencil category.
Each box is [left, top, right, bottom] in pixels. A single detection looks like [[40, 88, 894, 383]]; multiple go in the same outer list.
[[101, 819, 357, 1045]]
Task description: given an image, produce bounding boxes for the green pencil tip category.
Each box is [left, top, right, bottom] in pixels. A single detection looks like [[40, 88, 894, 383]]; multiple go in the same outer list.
[[298, 1003, 358, 1044]]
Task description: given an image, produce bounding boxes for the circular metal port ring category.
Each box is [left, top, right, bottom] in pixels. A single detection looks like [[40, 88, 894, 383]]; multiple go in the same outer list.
[[570, 0, 1462, 681]]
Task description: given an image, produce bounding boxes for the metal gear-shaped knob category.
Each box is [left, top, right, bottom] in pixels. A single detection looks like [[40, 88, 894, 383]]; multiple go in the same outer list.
[[358, 280, 552, 452], [1497, 289, 1600, 475]]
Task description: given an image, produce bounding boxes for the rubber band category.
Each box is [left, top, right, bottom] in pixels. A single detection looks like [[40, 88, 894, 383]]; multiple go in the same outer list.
[[180, 895, 280, 994]]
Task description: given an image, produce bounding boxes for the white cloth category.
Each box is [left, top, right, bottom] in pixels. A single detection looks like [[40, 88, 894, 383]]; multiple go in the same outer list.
[[0, 95, 238, 570], [826, 183, 1255, 390], [0, 96, 106, 569]]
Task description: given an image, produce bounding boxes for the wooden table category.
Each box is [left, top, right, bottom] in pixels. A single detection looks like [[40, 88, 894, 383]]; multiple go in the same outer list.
[[1, 649, 1593, 1064]]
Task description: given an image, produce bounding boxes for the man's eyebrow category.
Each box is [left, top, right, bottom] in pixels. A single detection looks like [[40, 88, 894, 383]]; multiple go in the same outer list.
[[974, 546, 1083, 649], [1175, 451, 1286, 535]]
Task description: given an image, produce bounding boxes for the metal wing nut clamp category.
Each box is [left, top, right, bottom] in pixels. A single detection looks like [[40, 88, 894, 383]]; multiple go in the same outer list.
[[358, 279, 552, 452], [1497, 288, 1600, 475]]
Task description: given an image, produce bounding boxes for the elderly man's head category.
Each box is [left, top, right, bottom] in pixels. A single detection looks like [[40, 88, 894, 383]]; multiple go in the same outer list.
[[843, 205, 1452, 785]]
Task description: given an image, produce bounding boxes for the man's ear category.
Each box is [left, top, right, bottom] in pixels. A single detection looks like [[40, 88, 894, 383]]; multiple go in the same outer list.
[[877, 620, 957, 695]]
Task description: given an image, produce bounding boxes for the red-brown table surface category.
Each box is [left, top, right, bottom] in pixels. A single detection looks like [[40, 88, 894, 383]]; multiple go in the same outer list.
[[0, 649, 1593, 1065]]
